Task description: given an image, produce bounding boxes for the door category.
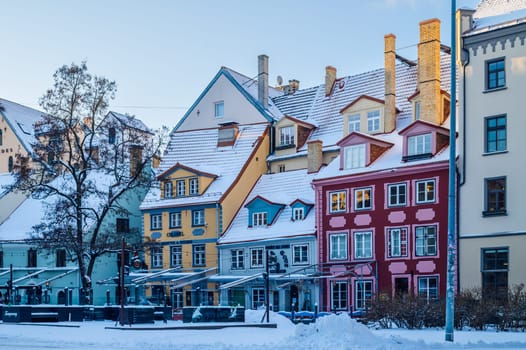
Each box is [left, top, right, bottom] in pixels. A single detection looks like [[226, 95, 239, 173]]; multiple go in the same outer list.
[[290, 285, 299, 311], [394, 277, 409, 298]]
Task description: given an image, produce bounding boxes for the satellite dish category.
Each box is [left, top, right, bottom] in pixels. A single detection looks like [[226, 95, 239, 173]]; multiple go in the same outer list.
[[276, 75, 283, 86]]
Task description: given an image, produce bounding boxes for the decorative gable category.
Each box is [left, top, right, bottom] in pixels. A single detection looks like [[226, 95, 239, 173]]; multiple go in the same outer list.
[[336, 132, 394, 170], [245, 195, 285, 227], [289, 199, 313, 221], [156, 162, 217, 199], [398, 120, 450, 162], [340, 95, 391, 135]]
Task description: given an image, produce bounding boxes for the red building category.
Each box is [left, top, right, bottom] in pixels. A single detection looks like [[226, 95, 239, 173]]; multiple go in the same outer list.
[[312, 18, 453, 313]]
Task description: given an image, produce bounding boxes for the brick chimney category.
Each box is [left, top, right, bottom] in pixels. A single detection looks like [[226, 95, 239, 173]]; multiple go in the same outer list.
[[258, 54, 269, 110], [418, 18, 442, 124], [307, 140, 323, 173], [384, 34, 396, 133], [325, 66, 337, 96]]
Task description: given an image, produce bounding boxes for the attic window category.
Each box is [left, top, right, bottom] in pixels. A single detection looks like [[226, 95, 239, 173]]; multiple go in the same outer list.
[[344, 144, 366, 169], [253, 212, 268, 227], [408, 134, 431, 156], [293, 207, 304, 221], [215, 101, 224, 118], [218, 122, 239, 147], [279, 126, 295, 146]]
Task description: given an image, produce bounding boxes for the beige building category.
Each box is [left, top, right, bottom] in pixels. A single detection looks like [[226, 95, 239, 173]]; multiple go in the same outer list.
[[458, 1, 526, 297]]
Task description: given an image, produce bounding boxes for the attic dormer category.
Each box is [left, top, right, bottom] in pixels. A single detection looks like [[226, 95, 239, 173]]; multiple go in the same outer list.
[[245, 196, 285, 227], [289, 199, 313, 221], [337, 132, 394, 170], [275, 115, 315, 153], [217, 121, 239, 147], [156, 162, 217, 199], [340, 95, 399, 136], [399, 120, 450, 162]]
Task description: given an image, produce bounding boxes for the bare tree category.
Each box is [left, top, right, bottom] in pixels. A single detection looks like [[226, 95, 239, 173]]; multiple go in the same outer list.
[[12, 62, 164, 293]]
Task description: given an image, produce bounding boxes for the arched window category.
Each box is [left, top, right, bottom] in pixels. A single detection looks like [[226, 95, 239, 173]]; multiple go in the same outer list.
[[8, 156, 13, 172]]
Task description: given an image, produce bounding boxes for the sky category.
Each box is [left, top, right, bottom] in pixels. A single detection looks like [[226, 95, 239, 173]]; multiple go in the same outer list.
[[1, 0, 480, 131], [0, 310, 525, 349]]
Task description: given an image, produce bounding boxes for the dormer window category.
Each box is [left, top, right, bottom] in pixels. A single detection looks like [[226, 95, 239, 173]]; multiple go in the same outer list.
[[408, 133, 431, 156], [164, 181, 173, 198], [189, 178, 198, 195], [367, 110, 380, 133], [215, 101, 224, 118], [293, 207, 304, 221], [253, 212, 268, 227], [348, 114, 361, 133], [344, 144, 365, 169], [414, 101, 421, 120], [279, 126, 294, 146], [176, 180, 185, 197]]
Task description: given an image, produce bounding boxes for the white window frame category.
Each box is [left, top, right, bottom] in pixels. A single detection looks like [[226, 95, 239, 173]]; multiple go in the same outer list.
[[344, 144, 366, 169], [192, 209, 205, 226], [150, 214, 162, 230], [164, 181, 173, 198], [388, 183, 407, 207], [252, 288, 265, 309], [348, 114, 361, 133], [418, 276, 438, 301], [252, 212, 268, 227], [329, 191, 346, 213], [408, 133, 431, 156], [293, 207, 304, 221], [367, 110, 380, 132], [151, 247, 163, 268], [176, 180, 186, 197], [292, 244, 309, 265], [231, 249, 244, 270], [250, 248, 264, 268], [169, 212, 182, 228], [215, 101, 224, 118], [414, 101, 421, 120], [192, 244, 206, 266], [279, 126, 295, 146], [170, 245, 182, 267], [332, 281, 348, 310], [355, 280, 373, 310], [354, 231, 372, 259], [415, 225, 437, 257], [354, 187, 372, 210], [189, 177, 198, 195], [387, 228, 408, 258], [329, 233, 348, 260], [416, 179, 435, 204]]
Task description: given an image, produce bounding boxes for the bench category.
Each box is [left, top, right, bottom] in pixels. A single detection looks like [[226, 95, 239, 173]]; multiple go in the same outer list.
[[31, 312, 59, 322]]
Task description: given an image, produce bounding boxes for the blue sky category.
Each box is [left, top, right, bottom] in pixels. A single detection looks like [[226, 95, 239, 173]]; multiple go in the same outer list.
[[1, 0, 479, 130]]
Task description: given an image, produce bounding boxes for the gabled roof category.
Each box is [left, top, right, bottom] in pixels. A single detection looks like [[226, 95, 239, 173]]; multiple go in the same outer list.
[[244, 195, 286, 208], [218, 169, 316, 245], [0, 98, 45, 154], [140, 123, 268, 210], [105, 111, 153, 134], [271, 54, 451, 153], [337, 131, 394, 148], [156, 162, 218, 181], [172, 67, 282, 133], [278, 115, 317, 129], [339, 94, 385, 114], [398, 119, 450, 136]]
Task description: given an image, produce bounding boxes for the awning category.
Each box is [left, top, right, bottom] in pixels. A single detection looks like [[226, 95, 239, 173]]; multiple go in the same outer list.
[[0, 267, 78, 288]]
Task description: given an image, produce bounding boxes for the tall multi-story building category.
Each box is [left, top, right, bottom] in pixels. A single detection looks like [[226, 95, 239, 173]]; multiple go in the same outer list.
[[458, 1, 526, 297]]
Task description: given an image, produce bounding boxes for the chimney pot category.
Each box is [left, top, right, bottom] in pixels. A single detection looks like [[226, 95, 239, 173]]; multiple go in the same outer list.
[[325, 66, 337, 96], [307, 140, 323, 173], [384, 34, 396, 133], [258, 55, 269, 110]]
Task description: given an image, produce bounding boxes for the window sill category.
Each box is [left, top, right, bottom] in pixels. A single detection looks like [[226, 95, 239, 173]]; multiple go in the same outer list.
[[483, 86, 507, 94], [402, 153, 433, 162], [482, 210, 507, 217], [482, 150, 508, 156], [276, 144, 296, 151]]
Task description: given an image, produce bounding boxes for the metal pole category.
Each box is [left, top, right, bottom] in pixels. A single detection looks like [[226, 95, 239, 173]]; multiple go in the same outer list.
[[445, 0, 457, 342], [119, 237, 125, 326], [265, 249, 270, 323]]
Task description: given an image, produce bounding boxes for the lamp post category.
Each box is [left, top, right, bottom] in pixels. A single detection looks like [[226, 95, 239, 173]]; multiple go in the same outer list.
[[445, 0, 457, 342]]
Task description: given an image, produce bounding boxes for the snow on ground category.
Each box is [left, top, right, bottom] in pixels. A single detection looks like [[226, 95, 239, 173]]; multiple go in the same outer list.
[[0, 311, 526, 350]]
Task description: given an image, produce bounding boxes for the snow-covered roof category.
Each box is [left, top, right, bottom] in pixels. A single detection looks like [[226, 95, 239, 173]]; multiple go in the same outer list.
[[0, 98, 45, 154], [469, 0, 526, 34], [0, 173, 14, 198], [105, 111, 153, 134], [271, 54, 451, 152], [314, 125, 452, 181], [218, 169, 316, 245], [140, 123, 268, 210]]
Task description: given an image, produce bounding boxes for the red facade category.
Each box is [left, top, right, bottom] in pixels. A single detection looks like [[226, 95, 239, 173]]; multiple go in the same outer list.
[[314, 161, 449, 313]]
